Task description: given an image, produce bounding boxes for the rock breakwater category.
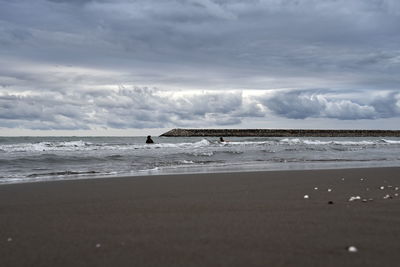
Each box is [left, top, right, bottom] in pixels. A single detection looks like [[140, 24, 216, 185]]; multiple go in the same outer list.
[[160, 128, 400, 137]]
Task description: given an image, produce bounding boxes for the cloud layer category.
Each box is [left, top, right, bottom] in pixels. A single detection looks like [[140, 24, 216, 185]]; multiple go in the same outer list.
[[1, 88, 399, 130], [1, 0, 400, 90], [1, 0, 400, 131]]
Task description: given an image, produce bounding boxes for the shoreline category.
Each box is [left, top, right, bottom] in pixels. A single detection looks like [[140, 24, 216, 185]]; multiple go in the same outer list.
[[2, 163, 400, 186], [1, 167, 400, 266]]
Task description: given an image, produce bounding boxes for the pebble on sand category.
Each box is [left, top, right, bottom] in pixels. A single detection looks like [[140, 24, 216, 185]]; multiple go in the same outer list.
[[314, 187, 318, 190], [347, 246, 358, 253], [96, 243, 101, 248], [7, 238, 12, 242], [304, 195, 309, 199], [328, 188, 332, 192], [349, 196, 361, 202], [383, 194, 391, 199], [380, 186, 385, 190]]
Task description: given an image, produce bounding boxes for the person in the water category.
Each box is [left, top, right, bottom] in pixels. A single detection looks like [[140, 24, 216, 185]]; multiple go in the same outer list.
[[146, 135, 154, 144], [219, 137, 225, 142]]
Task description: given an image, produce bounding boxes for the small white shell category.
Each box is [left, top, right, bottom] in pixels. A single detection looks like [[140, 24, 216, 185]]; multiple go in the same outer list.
[[347, 246, 358, 252], [349, 196, 361, 201]]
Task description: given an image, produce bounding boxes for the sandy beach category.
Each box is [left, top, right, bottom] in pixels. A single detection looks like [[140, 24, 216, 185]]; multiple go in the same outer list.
[[1, 167, 400, 267]]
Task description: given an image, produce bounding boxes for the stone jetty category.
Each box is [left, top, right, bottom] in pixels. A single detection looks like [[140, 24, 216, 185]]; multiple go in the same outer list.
[[160, 128, 400, 137]]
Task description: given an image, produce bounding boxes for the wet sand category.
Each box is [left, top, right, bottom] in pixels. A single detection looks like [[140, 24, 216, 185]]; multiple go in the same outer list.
[[1, 167, 400, 267]]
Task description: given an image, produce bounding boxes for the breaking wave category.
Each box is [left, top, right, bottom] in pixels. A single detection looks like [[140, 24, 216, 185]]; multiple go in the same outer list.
[[1, 136, 399, 184]]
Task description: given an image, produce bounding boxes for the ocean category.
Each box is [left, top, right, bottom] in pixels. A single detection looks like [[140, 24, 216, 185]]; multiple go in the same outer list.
[[1, 136, 400, 184]]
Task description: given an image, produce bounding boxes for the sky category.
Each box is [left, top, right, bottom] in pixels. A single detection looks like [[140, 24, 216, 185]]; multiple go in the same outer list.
[[0, 0, 399, 136]]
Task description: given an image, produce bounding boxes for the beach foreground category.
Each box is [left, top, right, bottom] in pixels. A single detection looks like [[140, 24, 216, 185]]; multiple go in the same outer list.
[[1, 168, 400, 267]]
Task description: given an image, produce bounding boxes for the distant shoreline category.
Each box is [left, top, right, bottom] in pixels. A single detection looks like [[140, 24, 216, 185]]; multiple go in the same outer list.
[[160, 128, 400, 137]]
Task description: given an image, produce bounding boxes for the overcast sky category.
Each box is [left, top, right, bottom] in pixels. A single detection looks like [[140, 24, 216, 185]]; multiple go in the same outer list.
[[0, 0, 399, 136]]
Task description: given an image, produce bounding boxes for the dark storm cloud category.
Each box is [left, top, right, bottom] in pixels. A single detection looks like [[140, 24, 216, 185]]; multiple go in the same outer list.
[[1, 0, 399, 89]]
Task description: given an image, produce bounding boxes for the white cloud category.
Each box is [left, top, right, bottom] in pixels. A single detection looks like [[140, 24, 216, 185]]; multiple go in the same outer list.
[[1, 86, 399, 131], [0, 87, 266, 130], [262, 90, 400, 120]]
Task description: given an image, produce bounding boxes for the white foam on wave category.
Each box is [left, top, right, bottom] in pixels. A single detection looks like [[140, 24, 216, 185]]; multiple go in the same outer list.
[[332, 140, 375, 145], [381, 139, 400, 144], [2, 137, 399, 156], [192, 139, 211, 147], [278, 138, 400, 146], [180, 160, 194, 164], [303, 140, 332, 145], [190, 151, 214, 157], [225, 141, 273, 146], [0, 139, 216, 153], [1, 140, 90, 152], [280, 138, 302, 144]]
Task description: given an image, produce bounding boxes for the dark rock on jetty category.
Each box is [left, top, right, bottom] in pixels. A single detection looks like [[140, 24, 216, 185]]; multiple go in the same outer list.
[[160, 128, 400, 137]]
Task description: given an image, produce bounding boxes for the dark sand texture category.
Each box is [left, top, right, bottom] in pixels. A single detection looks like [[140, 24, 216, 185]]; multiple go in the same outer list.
[[1, 167, 400, 267]]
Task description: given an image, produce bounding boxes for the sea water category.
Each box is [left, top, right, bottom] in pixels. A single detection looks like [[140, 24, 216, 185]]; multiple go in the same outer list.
[[0, 136, 400, 184]]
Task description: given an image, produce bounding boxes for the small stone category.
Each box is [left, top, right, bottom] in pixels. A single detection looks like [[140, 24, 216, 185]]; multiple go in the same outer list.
[[304, 195, 309, 199], [341, 178, 345, 181], [349, 196, 361, 202], [328, 201, 334, 205], [314, 187, 318, 190], [7, 238, 12, 242], [328, 188, 332, 192], [96, 243, 101, 248], [368, 198, 374, 201], [347, 246, 358, 253], [395, 193, 399, 197], [395, 187, 399, 191], [380, 186, 385, 190], [362, 199, 367, 203], [366, 188, 370, 191], [360, 178, 364, 181], [383, 194, 391, 199]]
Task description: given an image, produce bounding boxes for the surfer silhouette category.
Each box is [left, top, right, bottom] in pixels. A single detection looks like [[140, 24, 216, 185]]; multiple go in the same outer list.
[[146, 135, 154, 144]]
